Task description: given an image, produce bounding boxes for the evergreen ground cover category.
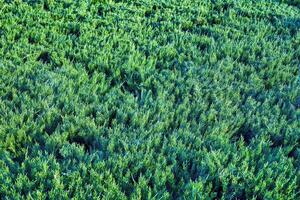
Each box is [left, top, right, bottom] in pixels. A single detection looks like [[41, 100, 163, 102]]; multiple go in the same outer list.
[[0, 0, 300, 199]]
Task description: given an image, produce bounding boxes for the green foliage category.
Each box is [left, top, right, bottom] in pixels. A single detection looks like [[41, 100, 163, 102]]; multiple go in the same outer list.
[[0, 0, 299, 199]]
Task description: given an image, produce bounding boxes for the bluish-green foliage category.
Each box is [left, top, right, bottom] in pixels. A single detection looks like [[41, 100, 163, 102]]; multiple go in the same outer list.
[[0, 0, 299, 199]]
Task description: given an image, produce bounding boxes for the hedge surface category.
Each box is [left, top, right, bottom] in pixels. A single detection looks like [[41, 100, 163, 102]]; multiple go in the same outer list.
[[0, 0, 299, 199]]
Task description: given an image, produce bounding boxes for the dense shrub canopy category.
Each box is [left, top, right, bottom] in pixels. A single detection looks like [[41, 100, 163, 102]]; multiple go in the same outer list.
[[0, 0, 299, 199]]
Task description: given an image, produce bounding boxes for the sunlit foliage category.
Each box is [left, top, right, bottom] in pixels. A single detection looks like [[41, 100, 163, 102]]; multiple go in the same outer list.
[[0, 0, 299, 199]]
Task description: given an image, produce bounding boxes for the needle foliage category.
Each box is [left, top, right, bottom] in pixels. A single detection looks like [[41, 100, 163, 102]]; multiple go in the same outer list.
[[0, 0, 300, 199]]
